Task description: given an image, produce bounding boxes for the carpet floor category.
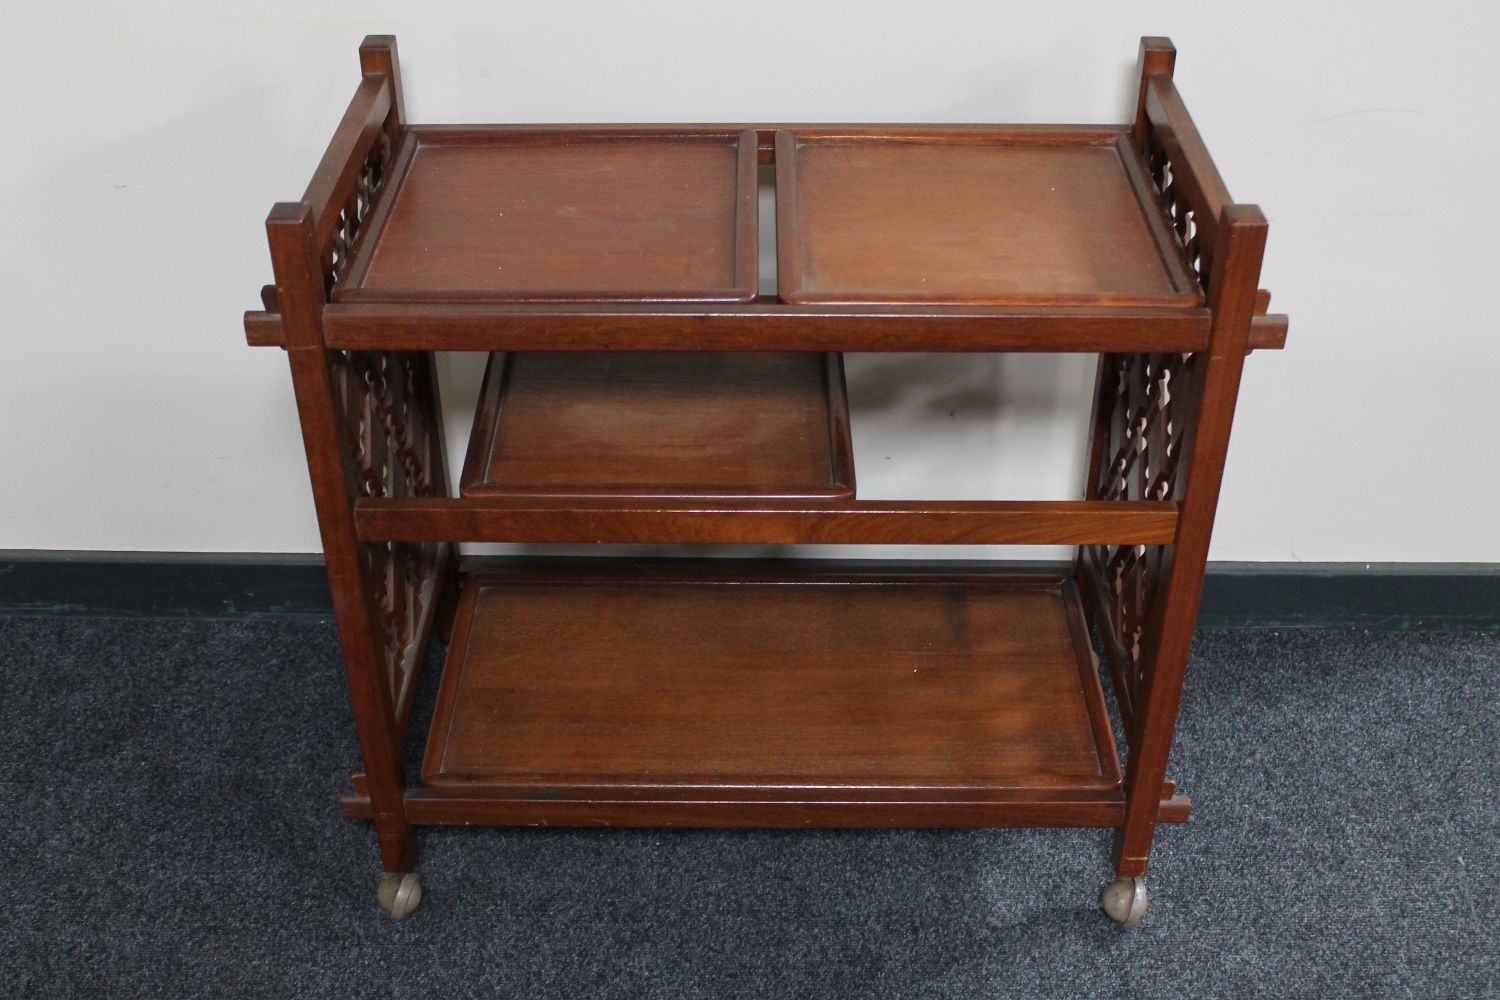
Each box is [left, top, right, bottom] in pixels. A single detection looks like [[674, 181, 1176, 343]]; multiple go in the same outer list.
[[0, 618, 1495, 999]]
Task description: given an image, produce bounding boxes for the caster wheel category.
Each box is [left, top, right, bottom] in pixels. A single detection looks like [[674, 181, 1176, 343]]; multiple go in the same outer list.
[[377, 872, 422, 920], [1101, 877, 1147, 928]]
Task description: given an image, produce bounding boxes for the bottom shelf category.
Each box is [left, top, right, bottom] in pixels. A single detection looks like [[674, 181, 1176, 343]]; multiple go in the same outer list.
[[380, 562, 1147, 828]]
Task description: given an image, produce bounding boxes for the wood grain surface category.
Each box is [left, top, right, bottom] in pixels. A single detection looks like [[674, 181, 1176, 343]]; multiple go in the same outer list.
[[339, 130, 758, 303], [778, 129, 1203, 306], [421, 570, 1121, 796], [459, 352, 853, 499]]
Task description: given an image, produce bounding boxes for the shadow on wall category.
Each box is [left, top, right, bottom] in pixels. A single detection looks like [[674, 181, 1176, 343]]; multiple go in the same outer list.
[[844, 352, 1096, 504]]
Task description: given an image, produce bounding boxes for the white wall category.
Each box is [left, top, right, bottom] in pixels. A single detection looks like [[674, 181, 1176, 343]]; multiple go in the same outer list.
[[2, 2, 1496, 561]]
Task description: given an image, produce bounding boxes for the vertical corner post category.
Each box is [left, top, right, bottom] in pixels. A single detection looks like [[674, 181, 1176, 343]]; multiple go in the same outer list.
[[265, 201, 416, 873], [358, 34, 460, 637], [1133, 37, 1176, 146], [360, 35, 407, 142], [1111, 203, 1268, 877]]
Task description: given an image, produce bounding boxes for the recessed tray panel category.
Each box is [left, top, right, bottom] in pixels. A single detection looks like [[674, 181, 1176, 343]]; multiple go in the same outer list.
[[421, 566, 1121, 795], [460, 352, 854, 500], [776, 128, 1202, 306], [335, 129, 759, 303]]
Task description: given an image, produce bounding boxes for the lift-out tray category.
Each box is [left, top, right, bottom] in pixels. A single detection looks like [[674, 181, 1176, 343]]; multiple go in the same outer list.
[[459, 351, 854, 500], [775, 128, 1204, 306], [334, 128, 760, 303]]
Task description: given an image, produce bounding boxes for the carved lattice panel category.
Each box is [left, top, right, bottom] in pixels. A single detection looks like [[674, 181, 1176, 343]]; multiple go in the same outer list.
[[1087, 351, 1198, 730], [1144, 134, 1209, 293], [329, 349, 445, 718], [325, 131, 394, 296]]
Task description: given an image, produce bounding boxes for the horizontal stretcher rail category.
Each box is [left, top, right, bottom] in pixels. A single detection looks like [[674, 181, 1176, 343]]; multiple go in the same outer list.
[[338, 791, 1193, 827], [245, 308, 1288, 352], [315, 303, 1212, 352], [352, 498, 1179, 545]]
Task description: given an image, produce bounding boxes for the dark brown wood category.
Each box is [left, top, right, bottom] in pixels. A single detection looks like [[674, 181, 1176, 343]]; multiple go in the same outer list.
[[777, 128, 1203, 307], [408, 122, 1129, 164], [301, 76, 393, 264], [1249, 314, 1289, 351], [315, 301, 1211, 353], [252, 36, 1275, 898], [243, 310, 284, 347], [353, 497, 1179, 545], [1112, 204, 1268, 879], [419, 569, 1121, 812], [1133, 38, 1176, 146], [359, 35, 406, 141], [266, 202, 415, 874], [459, 352, 853, 500], [331, 129, 759, 304], [1141, 75, 1234, 285], [251, 301, 1219, 354]]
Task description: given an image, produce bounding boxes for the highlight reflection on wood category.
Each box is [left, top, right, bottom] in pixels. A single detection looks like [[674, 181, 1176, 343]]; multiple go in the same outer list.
[[423, 570, 1119, 795]]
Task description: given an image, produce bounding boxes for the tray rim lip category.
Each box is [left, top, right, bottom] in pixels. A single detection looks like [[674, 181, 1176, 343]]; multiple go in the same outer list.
[[775, 126, 1206, 307], [418, 566, 1123, 794], [332, 126, 761, 305], [457, 350, 856, 501]]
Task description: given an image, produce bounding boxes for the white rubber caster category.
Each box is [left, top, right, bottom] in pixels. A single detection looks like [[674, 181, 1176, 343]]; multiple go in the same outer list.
[[1101, 877, 1147, 928], [377, 872, 422, 920]]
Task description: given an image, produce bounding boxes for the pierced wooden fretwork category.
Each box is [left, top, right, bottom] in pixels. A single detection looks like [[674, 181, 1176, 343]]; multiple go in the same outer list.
[[1144, 137, 1208, 291], [329, 348, 446, 725], [325, 131, 394, 296], [1086, 351, 1198, 737]]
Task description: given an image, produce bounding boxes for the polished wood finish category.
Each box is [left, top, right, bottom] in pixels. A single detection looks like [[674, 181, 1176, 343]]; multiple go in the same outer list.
[[332, 129, 759, 304], [420, 567, 1121, 815], [460, 352, 853, 499], [353, 497, 1178, 545], [776, 128, 1202, 306], [319, 302, 1211, 353], [248, 36, 1279, 893], [248, 303, 1304, 354], [342, 790, 1193, 828]]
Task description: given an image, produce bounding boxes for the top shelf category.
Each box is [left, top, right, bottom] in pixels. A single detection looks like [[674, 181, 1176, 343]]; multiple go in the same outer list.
[[330, 125, 1200, 310]]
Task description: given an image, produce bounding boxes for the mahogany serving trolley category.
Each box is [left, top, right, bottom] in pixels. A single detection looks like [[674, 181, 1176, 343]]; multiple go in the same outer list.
[[245, 36, 1287, 926]]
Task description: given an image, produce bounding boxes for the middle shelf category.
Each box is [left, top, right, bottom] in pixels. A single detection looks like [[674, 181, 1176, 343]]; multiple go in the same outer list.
[[459, 351, 854, 501]]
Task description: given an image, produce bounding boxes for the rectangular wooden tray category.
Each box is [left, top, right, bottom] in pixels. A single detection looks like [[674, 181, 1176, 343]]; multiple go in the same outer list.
[[459, 351, 854, 500], [775, 128, 1203, 306], [334, 128, 760, 303], [418, 563, 1123, 825]]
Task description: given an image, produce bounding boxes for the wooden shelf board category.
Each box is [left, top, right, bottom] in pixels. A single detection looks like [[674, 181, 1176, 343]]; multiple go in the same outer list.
[[459, 352, 853, 501], [420, 566, 1122, 813], [776, 129, 1202, 307], [333, 129, 759, 304]]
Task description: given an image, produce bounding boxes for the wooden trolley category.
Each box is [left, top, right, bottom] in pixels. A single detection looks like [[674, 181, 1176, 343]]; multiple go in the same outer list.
[[245, 36, 1287, 926]]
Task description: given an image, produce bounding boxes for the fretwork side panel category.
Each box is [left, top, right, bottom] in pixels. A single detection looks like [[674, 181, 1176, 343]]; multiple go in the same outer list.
[[325, 131, 394, 298], [329, 349, 447, 725], [1084, 351, 1199, 738], [1143, 129, 1210, 294], [314, 118, 448, 728]]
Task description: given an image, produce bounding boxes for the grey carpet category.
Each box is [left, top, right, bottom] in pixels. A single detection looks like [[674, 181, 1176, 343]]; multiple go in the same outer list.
[[1, 618, 1495, 999]]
